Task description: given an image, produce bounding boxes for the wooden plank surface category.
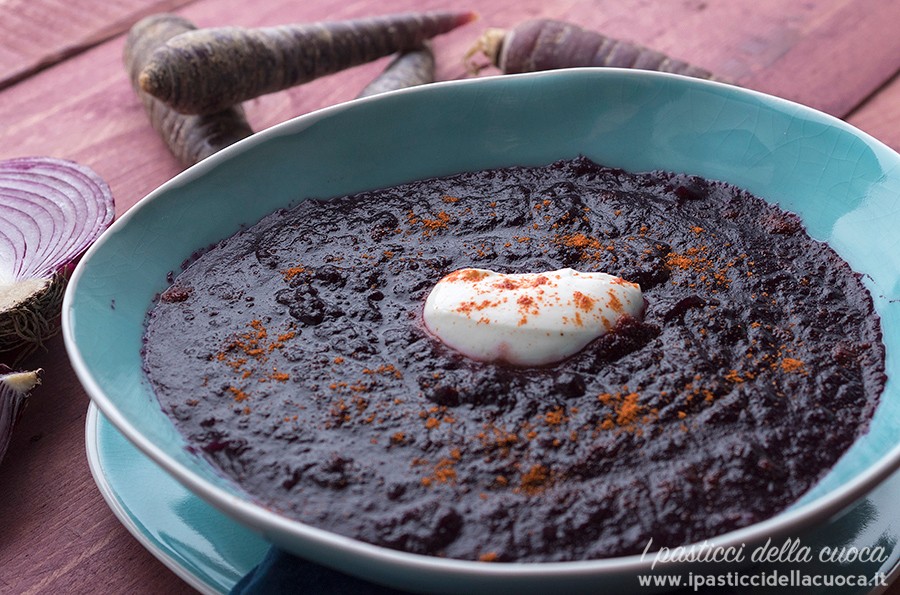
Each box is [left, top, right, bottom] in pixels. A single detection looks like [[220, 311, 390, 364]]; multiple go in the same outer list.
[[0, 0, 194, 90], [0, 0, 898, 593], [848, 72, 900, 153], [473, 0, 900, 118], [0, 342, 195, 594], [0, 0, 897, 211], [734, 0, 900, 117]]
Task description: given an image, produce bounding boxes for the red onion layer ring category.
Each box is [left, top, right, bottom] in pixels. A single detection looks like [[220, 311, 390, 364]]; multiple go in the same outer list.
[[0, 157, 114, 362]]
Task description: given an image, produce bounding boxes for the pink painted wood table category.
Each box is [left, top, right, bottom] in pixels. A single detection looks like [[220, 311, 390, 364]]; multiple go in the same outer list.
[[1, 0, 899, 592]]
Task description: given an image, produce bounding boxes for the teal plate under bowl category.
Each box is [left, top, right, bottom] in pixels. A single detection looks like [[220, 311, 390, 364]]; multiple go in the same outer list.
[[86, 405, 268, 594], [66, 69, 900, 593], [86, 404, 900, 594]]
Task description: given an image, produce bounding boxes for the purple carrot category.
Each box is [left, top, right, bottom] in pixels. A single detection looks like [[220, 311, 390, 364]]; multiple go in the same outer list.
[[124, 14, 254, 165], [140, 11, 478, 115], [356, 42, 435, 98], [467, 19, 722, 81]]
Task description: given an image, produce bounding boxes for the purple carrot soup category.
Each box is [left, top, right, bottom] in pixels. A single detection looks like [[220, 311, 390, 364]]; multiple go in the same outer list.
[[141, 156, 885, 562]]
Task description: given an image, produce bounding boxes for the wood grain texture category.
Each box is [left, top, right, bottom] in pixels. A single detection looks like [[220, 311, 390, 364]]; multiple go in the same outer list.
[[0, 0, 195, 90], [734, 0, 900, 117], [848, 72, 900, 152], [0, 339, 194, 594], [0, 0, 898, 593]]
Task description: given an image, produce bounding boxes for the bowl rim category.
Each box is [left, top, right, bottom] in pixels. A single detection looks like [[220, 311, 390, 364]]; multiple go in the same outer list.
[[63, 67, 900, 577]]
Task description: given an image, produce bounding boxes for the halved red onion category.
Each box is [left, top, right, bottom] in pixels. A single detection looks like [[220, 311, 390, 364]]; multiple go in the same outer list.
[[0, 365, 41, 465], [0, 157, 114, 362]]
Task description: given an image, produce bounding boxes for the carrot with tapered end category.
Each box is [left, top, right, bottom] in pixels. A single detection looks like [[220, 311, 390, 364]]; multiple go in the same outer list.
[[356, 42, 435, 98], [139, 11, 478, 115], [124, 14, 253, 165], [466, 19, 722, 82]]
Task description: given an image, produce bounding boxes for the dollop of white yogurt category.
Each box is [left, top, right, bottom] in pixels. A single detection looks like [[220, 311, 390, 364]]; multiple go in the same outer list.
[[422, 267, 644, 366]]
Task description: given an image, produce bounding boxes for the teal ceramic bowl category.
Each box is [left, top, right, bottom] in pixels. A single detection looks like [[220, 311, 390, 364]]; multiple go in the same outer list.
[[64, 69, 900, 593]]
